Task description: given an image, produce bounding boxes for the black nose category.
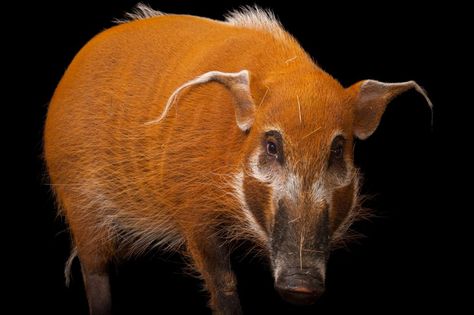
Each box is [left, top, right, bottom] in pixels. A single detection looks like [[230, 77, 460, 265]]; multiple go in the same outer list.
[[275, 273, 325, 305]]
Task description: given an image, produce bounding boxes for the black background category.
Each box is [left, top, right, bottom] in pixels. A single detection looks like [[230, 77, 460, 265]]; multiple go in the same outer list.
[[12, 1, 461, 314]]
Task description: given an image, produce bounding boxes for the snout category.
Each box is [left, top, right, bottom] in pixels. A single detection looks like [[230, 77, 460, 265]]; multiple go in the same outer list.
[[275, 272, 325, 305]]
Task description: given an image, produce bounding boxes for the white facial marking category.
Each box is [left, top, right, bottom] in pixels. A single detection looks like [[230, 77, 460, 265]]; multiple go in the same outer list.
[[282, 172, 302, 202], [250, 160, 302, 204], [248, 148, 271, 183], [311, 179, 327, 204], [231, 170, 268, 243]]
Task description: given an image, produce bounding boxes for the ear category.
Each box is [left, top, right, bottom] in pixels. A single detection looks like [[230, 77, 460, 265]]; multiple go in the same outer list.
[[347, 80, 433, 140], [146, 70, 255, 131]]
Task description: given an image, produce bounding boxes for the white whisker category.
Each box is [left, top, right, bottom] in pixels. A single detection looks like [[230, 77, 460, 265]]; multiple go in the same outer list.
[[297, 95, 302, 125], [302, 127, 321, 139], [258, 85, 270, 107], [285, 56, 297, 64], [299, 231, 304, 270]]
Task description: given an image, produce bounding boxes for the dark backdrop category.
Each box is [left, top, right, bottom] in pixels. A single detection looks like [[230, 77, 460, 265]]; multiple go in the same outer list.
[[14, 1, 458, 314]]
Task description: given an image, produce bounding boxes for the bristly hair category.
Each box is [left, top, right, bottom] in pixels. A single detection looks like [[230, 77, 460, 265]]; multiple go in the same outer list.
[[224, 5, 288, 40], [113, 3, 289, 42], [113, 3, 166, 24]]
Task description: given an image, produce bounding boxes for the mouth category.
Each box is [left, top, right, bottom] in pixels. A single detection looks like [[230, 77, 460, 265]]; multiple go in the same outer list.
[[275, 273, 325, 305]]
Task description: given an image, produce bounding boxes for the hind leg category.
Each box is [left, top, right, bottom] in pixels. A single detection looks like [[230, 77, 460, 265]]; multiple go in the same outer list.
[[78, 251, 112, 315], [68, 216, 113, 315], [60, 192, 114, 315]]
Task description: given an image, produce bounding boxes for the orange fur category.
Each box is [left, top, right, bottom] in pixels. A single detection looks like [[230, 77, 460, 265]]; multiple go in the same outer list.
[[44, 11, 353, 259], [44, 6, 430, 313]]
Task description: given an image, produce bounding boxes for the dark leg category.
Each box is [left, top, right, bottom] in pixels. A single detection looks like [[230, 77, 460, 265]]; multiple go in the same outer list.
[[83, 271, 111, 315], [61, 195, 113, 315], [186, 234, 242, 315], [79, 254, 112, 315]]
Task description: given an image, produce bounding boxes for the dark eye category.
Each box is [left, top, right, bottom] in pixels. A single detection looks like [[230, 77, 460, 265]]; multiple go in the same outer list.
[[331, 144, 343, 159], [330, 136, 345, 161], [328, 135, 348, 182], [263, 130, 284, 163], [267, 140, 278, 156]]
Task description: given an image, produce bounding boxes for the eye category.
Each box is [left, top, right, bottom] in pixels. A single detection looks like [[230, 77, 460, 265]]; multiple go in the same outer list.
[[328, 135, 348, 183], [330, 135, 345, 161], [331, 144, 343, 159], [266, 140, 278, 156], [263, 130, 284, 163]]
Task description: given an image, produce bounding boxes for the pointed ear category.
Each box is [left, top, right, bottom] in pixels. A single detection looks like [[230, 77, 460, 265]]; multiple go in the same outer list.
[[347, 80, 432, 140], [147, 70, 255, 131]]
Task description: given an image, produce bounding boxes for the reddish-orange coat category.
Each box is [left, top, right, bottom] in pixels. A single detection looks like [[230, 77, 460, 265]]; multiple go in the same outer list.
[[44, 6, 431, 314]]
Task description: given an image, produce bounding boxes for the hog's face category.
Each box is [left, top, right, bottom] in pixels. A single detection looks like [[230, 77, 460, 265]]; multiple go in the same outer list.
[[241, 70, 430, 304], [245, 74, 359, 304]]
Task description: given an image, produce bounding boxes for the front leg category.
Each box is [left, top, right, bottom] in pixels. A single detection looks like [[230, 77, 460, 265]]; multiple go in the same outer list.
[[186, 232, 242, 315]]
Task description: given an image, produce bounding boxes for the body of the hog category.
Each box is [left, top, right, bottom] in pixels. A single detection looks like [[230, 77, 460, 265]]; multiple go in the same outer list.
[[44, 12, 311, 276]]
